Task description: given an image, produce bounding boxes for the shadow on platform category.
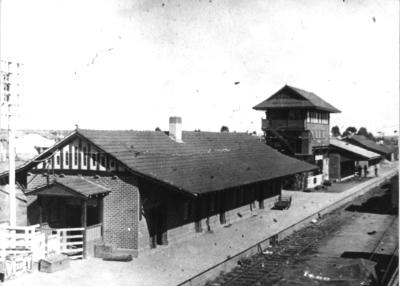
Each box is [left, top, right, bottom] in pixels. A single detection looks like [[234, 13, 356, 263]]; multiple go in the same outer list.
[[345, 189, 396, 215]]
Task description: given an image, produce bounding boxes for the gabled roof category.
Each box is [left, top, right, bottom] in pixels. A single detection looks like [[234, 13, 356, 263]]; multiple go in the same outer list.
[[253, 85, 341, 113], [330, 138, 381, 160], [3, 129, 318, 196], [346, 135, 393, 156], [26, 176, 110, 198]]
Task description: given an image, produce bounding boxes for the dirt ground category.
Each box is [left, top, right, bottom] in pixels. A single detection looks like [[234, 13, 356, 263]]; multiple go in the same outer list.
[[4, 161, 398, 286]]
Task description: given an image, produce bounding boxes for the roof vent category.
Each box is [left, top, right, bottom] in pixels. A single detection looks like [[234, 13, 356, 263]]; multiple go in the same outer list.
[[169, 116, 183, 143]]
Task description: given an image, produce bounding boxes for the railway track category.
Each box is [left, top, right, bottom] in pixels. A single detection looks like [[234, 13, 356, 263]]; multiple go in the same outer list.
[[206, 186, 398, 286]]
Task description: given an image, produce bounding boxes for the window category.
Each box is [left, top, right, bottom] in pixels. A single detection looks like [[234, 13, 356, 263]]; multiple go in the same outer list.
[[183, 202, 190, 220], [56, 155, 60, 165], [83, 147, 87, 166], [74, 146, 78, 165], [110, 160, 115, 168], [65, 151, 69, 166], [101, 155, 106, 167], [92, 153, 97, 165]]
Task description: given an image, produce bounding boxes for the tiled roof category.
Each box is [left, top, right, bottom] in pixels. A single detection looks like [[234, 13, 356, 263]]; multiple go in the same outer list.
[[6, 129, 317, 196], [78, 129, 266, 156], [78, 129, 317, 194], [26, 175, 110, 198], [330, 138, 381, 160], [346, 135, 393, 156], [253, 85, 341, 113]]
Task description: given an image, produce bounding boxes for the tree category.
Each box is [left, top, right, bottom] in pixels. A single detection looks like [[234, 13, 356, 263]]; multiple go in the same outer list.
[[331, 126, 341, 137], [220, 126, 229, 133], [342, 126, 357, 138], [155, 127, 161, 132], [357, 127, 369, 137], [367, 132, 376, 141]]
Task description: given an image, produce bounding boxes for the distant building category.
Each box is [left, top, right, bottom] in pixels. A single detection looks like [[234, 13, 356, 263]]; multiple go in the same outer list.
[[15, 133, 55, 160], [345, 135, 395, 161], [0, 131, 56, 162], [253, 85, 341, 188], [0, 117, 316, 256], [329, 138, 381, 182]]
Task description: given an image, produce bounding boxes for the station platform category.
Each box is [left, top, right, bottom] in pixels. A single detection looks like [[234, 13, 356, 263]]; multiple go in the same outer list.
[[6, 161, 398, 286]]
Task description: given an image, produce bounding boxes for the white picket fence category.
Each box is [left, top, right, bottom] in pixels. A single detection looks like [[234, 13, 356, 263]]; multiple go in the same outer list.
[[0, 224, 86, 280]]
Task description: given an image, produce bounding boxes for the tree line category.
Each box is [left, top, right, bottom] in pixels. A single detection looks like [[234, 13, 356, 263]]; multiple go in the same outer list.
[[331, 126, 376, 141]]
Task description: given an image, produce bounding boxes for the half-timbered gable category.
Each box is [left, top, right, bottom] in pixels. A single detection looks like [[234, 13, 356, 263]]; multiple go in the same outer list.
[[33, 136, 123, 173]]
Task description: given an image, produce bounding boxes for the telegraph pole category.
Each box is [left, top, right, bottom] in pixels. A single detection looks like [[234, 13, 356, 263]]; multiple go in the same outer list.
[[1, 61, 22, 227], [0, 0, 23, 227]]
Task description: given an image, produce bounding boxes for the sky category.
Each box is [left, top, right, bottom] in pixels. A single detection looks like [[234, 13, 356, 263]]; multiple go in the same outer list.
[[1, 0, 398, 135]]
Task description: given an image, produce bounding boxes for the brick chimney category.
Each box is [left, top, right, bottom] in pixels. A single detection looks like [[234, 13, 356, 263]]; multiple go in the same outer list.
[[169, 116, 182, 143]]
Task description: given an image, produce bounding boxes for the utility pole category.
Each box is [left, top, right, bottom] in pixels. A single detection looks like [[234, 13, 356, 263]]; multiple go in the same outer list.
[[0, 0, 23, 227], [1, 60, 22, 227]]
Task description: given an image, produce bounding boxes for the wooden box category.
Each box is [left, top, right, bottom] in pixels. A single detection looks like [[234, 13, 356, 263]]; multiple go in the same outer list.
[[94, 244, 114, 258], [39, 254, 70, 273]]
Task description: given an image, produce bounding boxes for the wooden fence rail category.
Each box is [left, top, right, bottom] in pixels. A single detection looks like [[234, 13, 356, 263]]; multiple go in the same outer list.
[[55, 228, 85, 259]]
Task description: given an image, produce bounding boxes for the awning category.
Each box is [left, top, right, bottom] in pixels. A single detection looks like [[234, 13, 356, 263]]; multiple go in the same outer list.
[[26, 176, 110, 199]]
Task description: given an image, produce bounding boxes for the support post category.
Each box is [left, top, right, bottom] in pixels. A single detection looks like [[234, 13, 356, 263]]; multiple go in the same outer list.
[[99, 197, 104, 237], [8, 76, 16, 226], [38, 196, 43, 225], [81, 200, 87, 258]]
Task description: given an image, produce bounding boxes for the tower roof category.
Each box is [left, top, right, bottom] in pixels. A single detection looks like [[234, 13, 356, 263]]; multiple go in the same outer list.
[[253, 85, 341, 113]]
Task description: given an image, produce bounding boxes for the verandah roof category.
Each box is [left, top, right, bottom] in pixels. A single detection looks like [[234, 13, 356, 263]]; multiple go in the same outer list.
[[26, 176, 110, 199]]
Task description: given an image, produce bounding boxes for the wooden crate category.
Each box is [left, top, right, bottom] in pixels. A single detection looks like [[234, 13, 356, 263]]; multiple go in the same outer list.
[[94, 244, 114, 258], [0, 252, 33, 281], [39, 254, 70, 273]]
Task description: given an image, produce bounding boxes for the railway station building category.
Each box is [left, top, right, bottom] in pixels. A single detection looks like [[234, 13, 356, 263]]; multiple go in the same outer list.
[[0, 117, 316, 256]]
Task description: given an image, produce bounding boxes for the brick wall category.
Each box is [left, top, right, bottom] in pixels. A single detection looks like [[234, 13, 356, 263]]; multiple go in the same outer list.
[[164, 195, 279, 247], [87, 174, 139, 251], [139, 178, 282, 249]]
